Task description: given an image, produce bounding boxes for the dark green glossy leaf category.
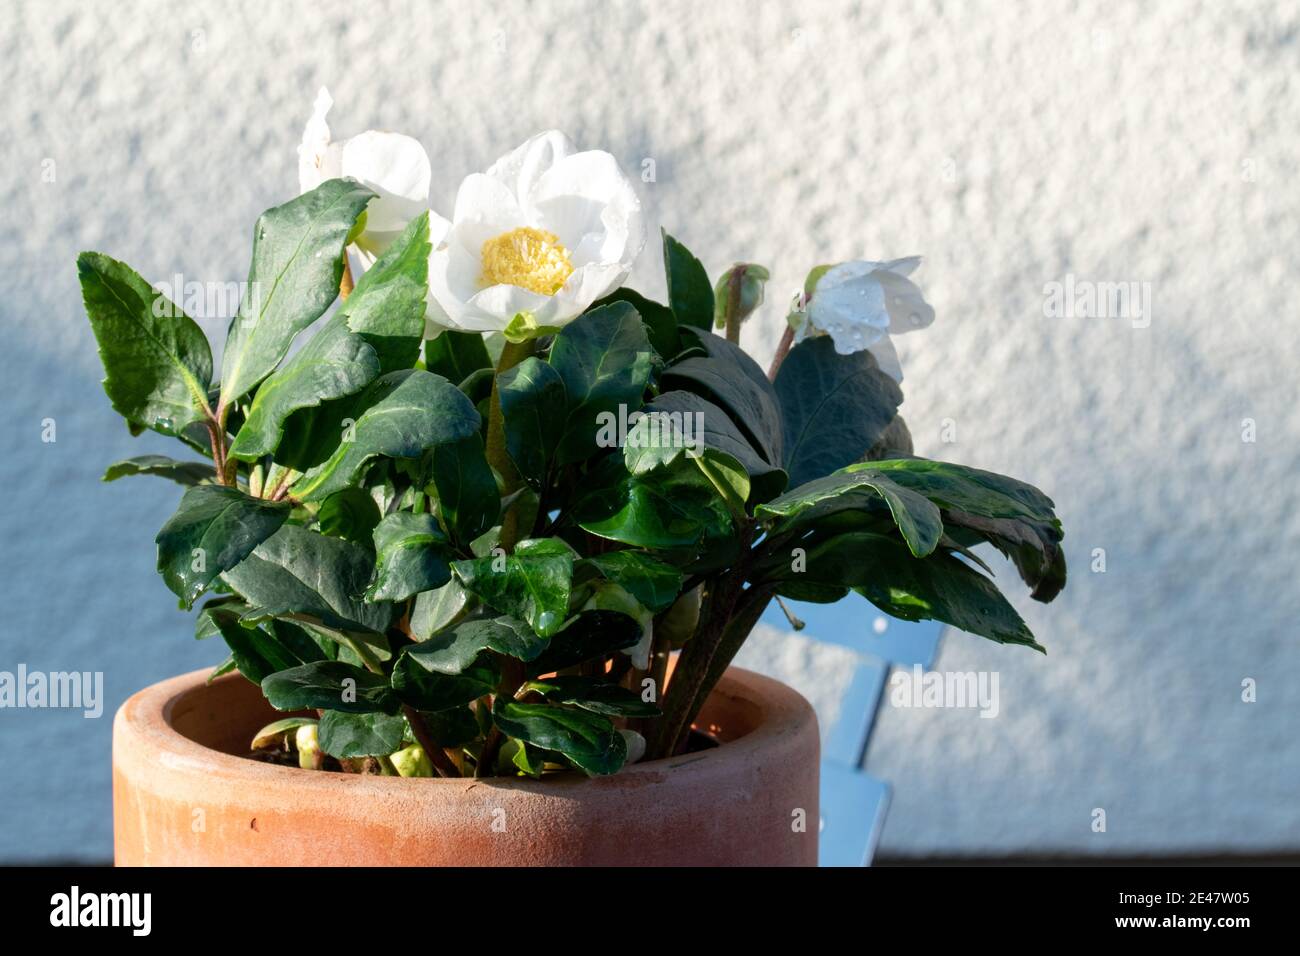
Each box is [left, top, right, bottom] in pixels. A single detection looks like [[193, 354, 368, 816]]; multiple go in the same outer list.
[[342, 212, 430, 373], [202, 603, 327, 685], [548, 302, 655, 465], [756, 468, 942, 557], [627, 390, 787, 505], [846, 458, 1065, 601], [661, 231, 713, 330], [365, 512, 451, 603], [102, 455, 213, 486], [405, 616, 548, 674], [219, 179, 374, 406], [409, 579, 474, 640], [291, 369, 480, 501], [222, 524, 394, 633], [390, 651, 499, 711], [592, 287, 679, 359], [155, 485, 290, 608], [451, 538, 574, 638], [662, 328, 784, 467], [774, 336, 902, 487], [227, 312, 380, 461], [497, 357, 566, 486], [492, 699, 626, 776], [771, 531, 1042, 650], [424, 330, 491, 384], [317, 487, 382, 543], [525, 610, 644, 676], [429, 433, 500, 546], [262, 660, 399, 714], [418, 706, 481, 748], [523, 676, 660, 717], [574, 457, 733, 551], [581, 552, 683, 613], [318, 710, 408, 758], [77, 252, 212, 436]]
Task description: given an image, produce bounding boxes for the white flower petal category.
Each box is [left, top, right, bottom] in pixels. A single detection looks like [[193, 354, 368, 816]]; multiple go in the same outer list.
[[867, 333, 904, 382], [874, 268, 935, 334], [453, 172, 528, 228], [808, 265, 890, 355], [297, 87, 334, 194], [486, 129, 576, 202], [428, 132, 643, 335], [466, 283, 551, 327], [339, 131, 431, 234]]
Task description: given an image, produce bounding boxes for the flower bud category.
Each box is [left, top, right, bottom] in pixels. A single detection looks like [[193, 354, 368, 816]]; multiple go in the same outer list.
[[713, 263, 770, 331], [295, 724, 322, 771]]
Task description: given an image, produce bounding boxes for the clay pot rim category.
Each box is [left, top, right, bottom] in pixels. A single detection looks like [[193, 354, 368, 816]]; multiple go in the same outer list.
[[116, 666, 811, 793]]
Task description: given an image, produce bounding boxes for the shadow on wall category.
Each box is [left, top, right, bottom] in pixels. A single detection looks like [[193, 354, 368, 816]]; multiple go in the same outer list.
[[0, 330, 225, 863]]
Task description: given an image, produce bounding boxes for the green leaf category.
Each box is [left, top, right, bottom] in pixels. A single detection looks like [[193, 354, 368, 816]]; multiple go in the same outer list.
[[548, 302, 655, 465], [262, 661, 399, 714], [219, 179, 375, 406], [365, 512, 451, 603], [390, 651, 499, 711], [77, 252, 212, 436], [662, 328, 784, 467], [409, 578, 473, 640], [525, 610, 644, 676], [574, 457, 734, 551], [417, 706, 481, 749], [592, 287, 679, 359], [222, 524, 394, 633], [581, 552, 683, 613], [429, 433, 500, 546], [405, 616, 548, 674], [523, 676, 660, 717], [202, 603, 327, 685], [450, 538, 575, 638], [155, 485, 290, 608], [773, 336, 902, 487], [425, 330, 491, 384], [318, 710, 408, 758], [251, 716, 318, 751], [853, 459, 1065, 601], [626, 390, 787, 505], [497, 357, 567, 486], [227, 312, 381, 461], [661, 231, 713, 330], [757, 469, 943, 557], [342, 212, 430, 373], [291, 369, 481, 501], [509, 740, 548, 777], [102, 455, 213, 486], [317, 487, 382, 543], [771, 531, 1043, 650], [492, 699, 626, 775]]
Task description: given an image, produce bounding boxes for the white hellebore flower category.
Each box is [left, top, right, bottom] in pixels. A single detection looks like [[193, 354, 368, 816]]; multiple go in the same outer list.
[[427, 130, 645, 337], [297, 87, 432, 267], [797, 257, 935, 381]]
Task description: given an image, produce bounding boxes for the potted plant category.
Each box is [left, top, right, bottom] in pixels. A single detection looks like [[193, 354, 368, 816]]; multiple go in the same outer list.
[[92, 103, 1065, 866]]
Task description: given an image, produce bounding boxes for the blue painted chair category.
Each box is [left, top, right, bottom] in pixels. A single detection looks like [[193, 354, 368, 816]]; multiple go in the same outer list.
[[758, 601, 944, 867]]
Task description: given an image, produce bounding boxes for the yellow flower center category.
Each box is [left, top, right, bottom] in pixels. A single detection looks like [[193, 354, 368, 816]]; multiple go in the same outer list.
[[480, 227, 574, 295]]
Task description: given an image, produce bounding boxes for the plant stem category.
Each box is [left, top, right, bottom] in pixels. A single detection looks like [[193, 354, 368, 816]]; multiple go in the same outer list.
[[401, 705, 459, 778], [204, 417, 228, 485], [476, 656, 525, 777], [724, 266, 746, 344], [484, 338, 538, 551], [767, 324, 795, 381], [340, 251, 355, 301]]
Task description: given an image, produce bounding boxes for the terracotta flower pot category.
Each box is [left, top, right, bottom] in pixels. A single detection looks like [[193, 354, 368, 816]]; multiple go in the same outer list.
[[112, 666, 819, 866]]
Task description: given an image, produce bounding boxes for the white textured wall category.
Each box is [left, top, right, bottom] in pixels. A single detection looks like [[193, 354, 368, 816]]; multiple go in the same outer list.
[[1, 0, 1296, 861]]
